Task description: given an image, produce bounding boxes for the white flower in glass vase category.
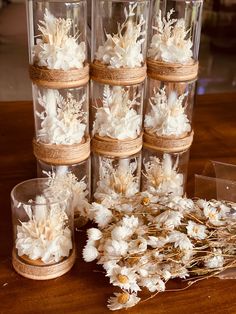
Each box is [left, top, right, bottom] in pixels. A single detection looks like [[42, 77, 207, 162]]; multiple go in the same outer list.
[[148, 9, 193, 64], [16, 195, 72, 264], [36, 89, 87, 145], [143, 154, 183, 196], [94, 158, 139, 204], [45, 170, 89, 219], [33, 9, 86, 70], [95, 3, 145, 68], [144, 87, 190, 138], [93, 85, 141, 140]]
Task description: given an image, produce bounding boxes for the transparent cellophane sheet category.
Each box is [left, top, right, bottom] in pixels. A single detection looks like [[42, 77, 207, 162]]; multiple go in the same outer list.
[[195, 161, 236, 279]]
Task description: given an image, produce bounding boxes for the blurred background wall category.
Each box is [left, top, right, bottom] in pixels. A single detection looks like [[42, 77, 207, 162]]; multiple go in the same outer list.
[[0, 0, 235, 101]]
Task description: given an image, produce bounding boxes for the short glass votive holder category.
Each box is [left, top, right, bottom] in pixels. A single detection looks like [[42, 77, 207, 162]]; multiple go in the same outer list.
[[11, 178, 76, 280]]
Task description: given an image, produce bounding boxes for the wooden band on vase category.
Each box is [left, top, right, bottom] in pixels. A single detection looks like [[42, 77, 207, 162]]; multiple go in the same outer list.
[[12, 248, 76, 280], [143, 130, 194, 153], [29, 63, 90, 89], [147, 58, 198, 82], [91, 133, 143, 157], [90, 60, 147, 86], [33, 136, 91, 165]]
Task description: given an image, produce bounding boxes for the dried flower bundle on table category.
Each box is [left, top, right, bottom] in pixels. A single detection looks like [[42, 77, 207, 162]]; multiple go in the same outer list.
[[36, 89, 87, 145], [83, 192, 236, 310], [93, 85, 141, 140], [143, 154, 183, 196], [144, 87, 190, 138], [33, 9, 86, 70], [95, 3, 146, 68], [148, 9, 193, 64]]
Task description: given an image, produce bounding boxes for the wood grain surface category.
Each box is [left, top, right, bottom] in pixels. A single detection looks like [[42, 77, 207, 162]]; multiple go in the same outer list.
[[0, 93, 236, 314]]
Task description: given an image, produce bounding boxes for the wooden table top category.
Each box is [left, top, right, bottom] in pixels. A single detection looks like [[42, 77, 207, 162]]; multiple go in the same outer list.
[[0, 93, 236, 314]]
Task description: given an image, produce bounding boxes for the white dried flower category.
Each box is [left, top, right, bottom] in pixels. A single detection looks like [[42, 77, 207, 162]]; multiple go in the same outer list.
[[37, 89, 87, 145], [82, 244, 99, 262], [143, 154, 183, 196], [107, 292, 141, 311], [96, 4, 146, 68], [148, 9, 193, 64], [205, 249, 224, 269], [93, 85, 141, 140], [111, 226, 133, 241], [33, 9, 85, 70], [109, 266, 140, 292], [145, 87, 190, 137], [169, 231, 193, 251], [90, 203, 113, 229], [155, 210, 183, 230], [186, 221, 207, 240], [140, 276, 165, 292], [87, 228, 103, 241], [16, 200, 72, 264], [104, 239, 128, 258]]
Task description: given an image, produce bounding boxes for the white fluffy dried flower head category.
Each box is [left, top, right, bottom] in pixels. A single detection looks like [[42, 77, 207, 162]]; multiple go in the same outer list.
[[144, 87, 190, 137], [33, 9, 86, 70], [36, 89, 87, 145], [96, 3, 146, 68], [143, 154, 183, 196], [148, 9, 193, 63], [93, 85, 141, 140], [107, 292, 141, 311]]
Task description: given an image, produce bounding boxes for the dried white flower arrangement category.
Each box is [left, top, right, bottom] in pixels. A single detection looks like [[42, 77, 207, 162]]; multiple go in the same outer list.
[[16, 190, 72, 265], [143, 154, 183, 196], [36, 89, 87, 145], [144, 87, 190, 138], [94, 158, 139, 207], [93, 85, 141, 140], [45, 169, 90, 219], [33, 9, 86, 70], [83, 192, 236, 310], [95, 3, 146, 68], [148, 9, 193, 64]]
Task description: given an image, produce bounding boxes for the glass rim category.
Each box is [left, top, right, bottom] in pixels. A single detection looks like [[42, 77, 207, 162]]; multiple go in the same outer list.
[[11, 177, 71, 206]]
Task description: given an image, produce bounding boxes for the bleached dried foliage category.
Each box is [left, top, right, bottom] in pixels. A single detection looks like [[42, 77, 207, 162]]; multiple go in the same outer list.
[[33, 9, 86, 70], [144, 87, 190, 137], [93, 85, 141, 140], [143, 154, 183, 196], [148, 9, 193, 63], [94, 158, 139, 207], [36, 89, 86, 145], [96, 3, 146, 68]]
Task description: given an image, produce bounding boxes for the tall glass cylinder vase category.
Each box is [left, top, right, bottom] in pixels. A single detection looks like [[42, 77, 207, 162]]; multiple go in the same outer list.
[[147, 0, 203, 82], [26, 0, 89, 88], [11, 178, 75, 280]]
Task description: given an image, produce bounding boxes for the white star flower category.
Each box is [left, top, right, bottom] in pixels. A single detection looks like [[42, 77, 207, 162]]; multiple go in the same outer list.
[[186, 221, 207, 240], [107, 292, 141, 311]]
